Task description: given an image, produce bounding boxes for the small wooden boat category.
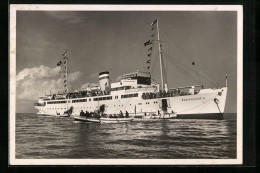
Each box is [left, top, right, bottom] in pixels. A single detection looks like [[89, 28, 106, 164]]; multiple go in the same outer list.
[[145, 113, 177, 119], [133, 113, 144, 119], [74, 116, 101, 123], [100, 117, 134, 123]]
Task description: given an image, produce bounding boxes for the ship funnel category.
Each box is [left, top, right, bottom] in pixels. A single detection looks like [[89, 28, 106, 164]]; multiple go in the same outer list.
[[99, 71, 111, 92]]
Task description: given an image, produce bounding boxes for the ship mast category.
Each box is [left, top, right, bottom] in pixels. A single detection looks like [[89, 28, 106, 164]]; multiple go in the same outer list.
[[63, 51, 69, 93], [156, 19, 167, 92]]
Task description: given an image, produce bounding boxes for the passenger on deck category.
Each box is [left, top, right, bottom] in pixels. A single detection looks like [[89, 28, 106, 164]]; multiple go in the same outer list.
[[158, 110, 161, 116], [125, 111, 129, 118], [176, 89, 180, 95], [85, 111, 90, 118], [189, 86, 195, 95]]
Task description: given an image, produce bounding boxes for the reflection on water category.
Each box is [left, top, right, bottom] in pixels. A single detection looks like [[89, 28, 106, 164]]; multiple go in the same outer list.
[[16, 113, 236, 159]]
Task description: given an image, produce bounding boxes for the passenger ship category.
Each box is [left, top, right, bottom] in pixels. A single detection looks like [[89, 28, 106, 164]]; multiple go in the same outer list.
[[34, 19, 228, 119]]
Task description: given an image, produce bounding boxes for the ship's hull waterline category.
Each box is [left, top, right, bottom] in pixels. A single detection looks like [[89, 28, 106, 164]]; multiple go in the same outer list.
[[35, 87, 227, 119]]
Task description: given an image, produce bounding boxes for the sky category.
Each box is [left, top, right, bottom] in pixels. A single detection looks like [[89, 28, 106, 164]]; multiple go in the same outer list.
[[15, 10, 237, 113]]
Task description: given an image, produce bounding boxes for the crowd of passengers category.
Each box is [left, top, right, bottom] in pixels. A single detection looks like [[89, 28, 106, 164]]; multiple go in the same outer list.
[[66, 90, 110, 99], [80, 110, 129, 119], [49, 90, 109, 100], [142, 89, 199, 99], [49, 88, 199, 100]]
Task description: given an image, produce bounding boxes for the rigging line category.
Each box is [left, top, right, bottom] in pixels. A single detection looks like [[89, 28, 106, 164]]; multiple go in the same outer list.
[[173, 50, 219, 86], [157, 40, 168, 85], [164, 53, 201, 84], [165, 51, 202, 85], [159, 31, 219, 86], [194, 65, 219, 87], [163, 51, 218, 86], [68, 63, 81, 92], [165, 49, 218, 86], [195, 63, 221, 86], [55, 66, 64, 94], [161, 46, 168, 85], [162, 52, 200, 83], [163, 50, 198, 75], [150, 51, 159, 77], [67, 65, 74, 92], [164, 54, 200, 84], [160, 28, 220, 86], [68, 64, 77, 91]]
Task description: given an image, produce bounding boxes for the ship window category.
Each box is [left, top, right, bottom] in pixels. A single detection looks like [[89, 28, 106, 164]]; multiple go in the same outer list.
[[89, 98, 91, 101], [121, 93, 138, 99]]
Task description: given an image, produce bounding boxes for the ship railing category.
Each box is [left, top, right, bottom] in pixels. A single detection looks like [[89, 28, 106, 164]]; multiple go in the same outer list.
[[65, 90, 111, 99], [169, 85, 203, 90]]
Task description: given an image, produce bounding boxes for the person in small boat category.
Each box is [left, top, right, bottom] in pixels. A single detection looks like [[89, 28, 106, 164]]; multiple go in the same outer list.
[[80, 110, 84, 117], [158, 110, 161, 116], [85, 111, 90, 118], [114, 114, 118, 118], [125, 111, 129, 118]]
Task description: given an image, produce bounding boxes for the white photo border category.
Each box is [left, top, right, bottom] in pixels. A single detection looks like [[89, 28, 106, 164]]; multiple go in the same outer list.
[[9, 4, 243, 165]]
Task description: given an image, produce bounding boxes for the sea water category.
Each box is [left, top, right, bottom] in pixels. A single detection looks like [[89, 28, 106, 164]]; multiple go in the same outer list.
[[15, 113, 236, 159]]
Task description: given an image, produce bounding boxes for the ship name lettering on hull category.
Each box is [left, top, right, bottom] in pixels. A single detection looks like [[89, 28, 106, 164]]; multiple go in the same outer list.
[[182, 97, 205, 101]]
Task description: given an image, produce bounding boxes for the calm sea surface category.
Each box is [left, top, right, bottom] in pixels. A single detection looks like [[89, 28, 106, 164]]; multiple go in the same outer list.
[[16, 113, 237, 159]]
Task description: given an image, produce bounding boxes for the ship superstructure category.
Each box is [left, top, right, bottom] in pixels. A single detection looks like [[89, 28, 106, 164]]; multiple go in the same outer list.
[[34, 19, 228, 119]]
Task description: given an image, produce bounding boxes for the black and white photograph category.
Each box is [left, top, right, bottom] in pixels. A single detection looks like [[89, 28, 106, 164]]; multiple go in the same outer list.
[[9, 5, 243, 165]]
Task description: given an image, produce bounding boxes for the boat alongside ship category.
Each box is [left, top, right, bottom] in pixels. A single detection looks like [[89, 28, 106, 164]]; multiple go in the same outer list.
[[34, 19, 228, 120], [73, 116, 134, 124]]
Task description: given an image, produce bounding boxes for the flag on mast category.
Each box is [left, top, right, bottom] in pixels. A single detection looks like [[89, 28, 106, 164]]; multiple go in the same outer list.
[[144, 40, 152, 46], [57, 61, 62, 66], [151, 19, 157, 26]]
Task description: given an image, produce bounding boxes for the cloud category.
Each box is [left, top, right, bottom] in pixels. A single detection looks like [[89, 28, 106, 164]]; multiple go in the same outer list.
[[79, 82, 98, 90], [44, 11, 86, 25], [16, 65, 82, 100]]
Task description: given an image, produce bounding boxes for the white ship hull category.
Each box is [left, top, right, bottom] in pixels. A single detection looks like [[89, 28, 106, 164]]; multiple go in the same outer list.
[[34, 87, 227, 119]]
